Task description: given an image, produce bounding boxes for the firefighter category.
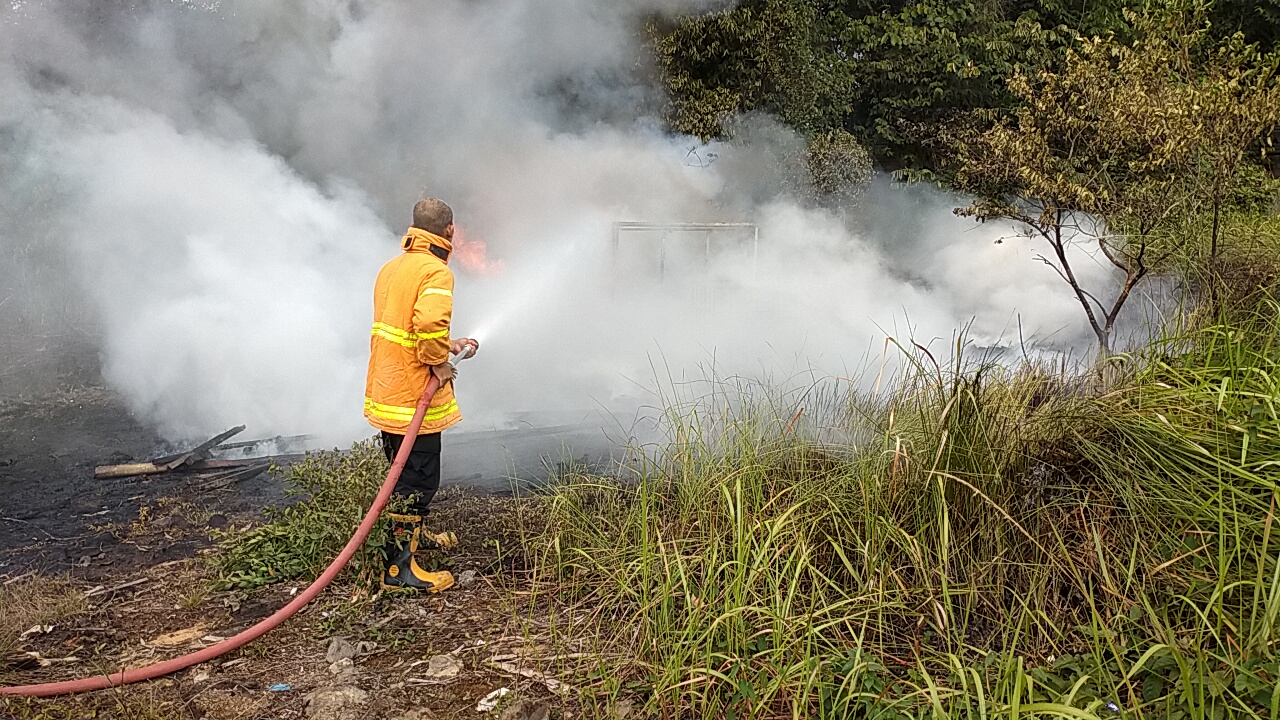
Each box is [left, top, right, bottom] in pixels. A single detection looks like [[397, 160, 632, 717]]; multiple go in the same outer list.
[[364, 197, 479, 593]]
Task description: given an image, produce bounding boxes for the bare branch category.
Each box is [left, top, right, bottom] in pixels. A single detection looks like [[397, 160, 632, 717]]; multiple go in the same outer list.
[[1047, 218, 1107, 345], [1096, 236, 1129, 270]]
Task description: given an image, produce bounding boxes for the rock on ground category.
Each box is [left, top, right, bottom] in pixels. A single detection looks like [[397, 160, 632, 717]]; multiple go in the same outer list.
[[328, 656, 356, 682], [325, 636, 357, 664], [421, 654, 463, 679], [304, 685, 369, 720]]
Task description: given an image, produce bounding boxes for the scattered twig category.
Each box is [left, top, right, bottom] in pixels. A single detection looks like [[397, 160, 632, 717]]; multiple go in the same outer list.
[[198, 462, 271, 492], [785, 406, 805, 435], [17, 650, 80, 667], [84, 577, 148, 598], [365, 611, 402, 632], [19, 625, 54, 641]]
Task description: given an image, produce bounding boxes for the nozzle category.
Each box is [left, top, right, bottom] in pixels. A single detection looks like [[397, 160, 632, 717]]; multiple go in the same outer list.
[[452, 340, 478, 363]]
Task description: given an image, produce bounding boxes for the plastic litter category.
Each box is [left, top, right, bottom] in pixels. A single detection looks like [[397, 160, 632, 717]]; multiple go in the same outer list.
[[476, 687, 511, 712]]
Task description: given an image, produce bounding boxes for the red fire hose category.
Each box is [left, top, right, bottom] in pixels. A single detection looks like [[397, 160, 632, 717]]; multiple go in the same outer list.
[[2, 369, 454, 698]]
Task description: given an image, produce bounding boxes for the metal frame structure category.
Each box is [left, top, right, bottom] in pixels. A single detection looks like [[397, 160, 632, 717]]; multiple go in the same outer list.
[[611, 222, 759, 280]]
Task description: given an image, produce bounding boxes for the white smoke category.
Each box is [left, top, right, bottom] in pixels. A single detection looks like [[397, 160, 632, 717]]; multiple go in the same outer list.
[[0, 0, 1121, 444]]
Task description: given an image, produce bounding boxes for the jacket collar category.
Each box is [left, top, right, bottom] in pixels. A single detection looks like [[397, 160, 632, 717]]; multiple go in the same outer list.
[[401, 227, 452, 263]]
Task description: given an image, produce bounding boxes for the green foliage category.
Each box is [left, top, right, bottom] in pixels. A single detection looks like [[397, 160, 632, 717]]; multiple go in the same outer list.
[[654, 0, 1280, 175], [654, 0, 1133, 168], [212, 440, 397, 591], [653, 0, 853, 140], [1210, 0, 1280, 47], [953, 3, 1280, 353], [831, 0, 1082, 169]]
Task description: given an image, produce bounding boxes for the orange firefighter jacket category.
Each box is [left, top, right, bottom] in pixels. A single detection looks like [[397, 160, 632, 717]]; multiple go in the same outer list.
[[364, 227, 462, 435]]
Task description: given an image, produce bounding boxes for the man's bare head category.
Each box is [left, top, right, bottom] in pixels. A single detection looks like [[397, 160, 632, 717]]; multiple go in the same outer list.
[[412, 198, 454, 238]]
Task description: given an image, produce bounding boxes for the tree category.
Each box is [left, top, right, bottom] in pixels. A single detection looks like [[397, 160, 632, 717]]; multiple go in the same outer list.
[[829, 0, 1077, 169], [651, 0, 854, 141], [653, 0, 1133, 169], [1208, 0, 1280, 48], [952, 6, 1280, 356], [1179, 31, 1280, 263]]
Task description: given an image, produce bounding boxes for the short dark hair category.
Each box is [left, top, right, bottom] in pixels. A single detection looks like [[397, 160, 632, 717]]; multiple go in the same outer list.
[[412, 198, 454, 236]]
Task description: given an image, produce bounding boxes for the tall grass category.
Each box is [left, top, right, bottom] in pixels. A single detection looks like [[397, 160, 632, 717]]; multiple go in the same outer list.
[[526, 295, 1280, 719]]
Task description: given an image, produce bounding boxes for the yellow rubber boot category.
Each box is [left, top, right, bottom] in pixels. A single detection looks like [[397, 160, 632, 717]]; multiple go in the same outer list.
[[382, 548, 455, 592], [381, 515, 454, 593]]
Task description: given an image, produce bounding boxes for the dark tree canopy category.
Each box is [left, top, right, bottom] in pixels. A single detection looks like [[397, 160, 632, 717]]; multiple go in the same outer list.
[[654, 0, 1278, 172], [1210, 0, 1280, 47]]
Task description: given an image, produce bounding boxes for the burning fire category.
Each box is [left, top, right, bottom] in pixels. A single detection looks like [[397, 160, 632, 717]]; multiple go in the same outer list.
[[452, 227, 504, 276]]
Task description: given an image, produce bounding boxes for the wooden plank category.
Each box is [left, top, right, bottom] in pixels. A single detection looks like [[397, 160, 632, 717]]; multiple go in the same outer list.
[[94, 462, 167, 479], [186, 459, 249, 470], [213, 434, 312, 452], [160, 425, 247, 470], [198, 462, 271, 492]]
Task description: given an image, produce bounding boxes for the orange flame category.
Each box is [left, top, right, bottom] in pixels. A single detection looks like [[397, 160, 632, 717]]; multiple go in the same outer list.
[[452, 227, 505, 276]]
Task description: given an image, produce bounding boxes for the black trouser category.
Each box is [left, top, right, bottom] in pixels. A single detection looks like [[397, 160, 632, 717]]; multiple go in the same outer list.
[[381, 431, 442, 516]]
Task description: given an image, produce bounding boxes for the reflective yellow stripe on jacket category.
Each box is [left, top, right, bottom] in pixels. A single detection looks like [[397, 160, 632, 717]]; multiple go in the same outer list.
[[371, 321, 448, 348], [364, 398, 460, 423]]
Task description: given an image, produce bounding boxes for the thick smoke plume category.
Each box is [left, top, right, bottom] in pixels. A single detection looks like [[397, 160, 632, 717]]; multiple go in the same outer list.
[[1, 1, 1122, 445]]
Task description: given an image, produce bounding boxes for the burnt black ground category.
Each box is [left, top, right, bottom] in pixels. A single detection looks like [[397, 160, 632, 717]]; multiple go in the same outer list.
[[0, 335, 623, 578], [0, 383, 295, 577]]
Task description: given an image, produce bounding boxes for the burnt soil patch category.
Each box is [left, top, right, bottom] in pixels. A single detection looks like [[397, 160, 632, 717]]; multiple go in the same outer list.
[[0, 384, 292, 578]]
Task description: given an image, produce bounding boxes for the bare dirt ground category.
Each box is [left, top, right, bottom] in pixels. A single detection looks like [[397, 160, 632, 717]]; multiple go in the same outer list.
[[1, 490, 590, 720]]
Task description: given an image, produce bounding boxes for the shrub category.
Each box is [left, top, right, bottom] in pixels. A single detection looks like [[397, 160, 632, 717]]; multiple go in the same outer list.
[[212, 440, 401, 591]]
